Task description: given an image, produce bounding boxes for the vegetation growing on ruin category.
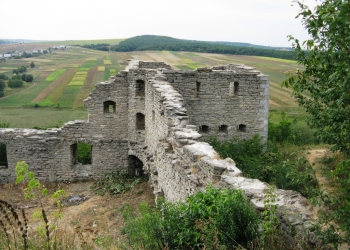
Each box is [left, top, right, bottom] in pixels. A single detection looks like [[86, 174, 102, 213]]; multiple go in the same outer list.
[[207, 113, 319, 199], [120, 185, 261, 249]]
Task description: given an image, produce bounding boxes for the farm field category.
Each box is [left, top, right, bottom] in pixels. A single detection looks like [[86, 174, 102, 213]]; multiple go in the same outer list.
[[0, 42, 302, 128]]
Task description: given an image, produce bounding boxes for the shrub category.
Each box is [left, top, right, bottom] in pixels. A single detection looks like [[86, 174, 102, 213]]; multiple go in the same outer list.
[[17, 66, 26, 73], [91, 172, 146, 195], [77, 142, 91, 164], [0, 74, 8, 80], [121, 185, 260, 249], [8, 79, 23, 88], [0, 79, 5, 92], [25, 74, 33, 83], [207, 135, 318, 198]]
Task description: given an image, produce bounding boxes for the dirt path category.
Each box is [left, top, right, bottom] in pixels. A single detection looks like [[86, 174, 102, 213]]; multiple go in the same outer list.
[[306, 148, 335, 192]]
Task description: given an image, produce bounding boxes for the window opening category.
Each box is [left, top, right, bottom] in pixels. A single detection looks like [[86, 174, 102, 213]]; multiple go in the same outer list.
[[0, 142, 8, 168], [195, 81, 200, 97], [238, 124, 246, 132], [200, 125, 209, 134], [71, 142, 92, 165], [104, 101, 116, 113], [229, 82, 239, 96], [136, 113, 145, 130], [136, 80, 145, 97], [219, 125, 228, 133]]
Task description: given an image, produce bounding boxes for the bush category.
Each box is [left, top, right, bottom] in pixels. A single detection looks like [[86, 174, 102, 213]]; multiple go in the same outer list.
[[207, 135, 318, 198], [121, 185, 260, 249], [77, 142, 91, 164], [17, 66, 26, 73], [0, 74, 8, 80], [25, 74, 33, 82], [21, 73, 26, 81], [91, 172, 146, 195], [8, 79, 23, 88], [0, 79, 5, 91]]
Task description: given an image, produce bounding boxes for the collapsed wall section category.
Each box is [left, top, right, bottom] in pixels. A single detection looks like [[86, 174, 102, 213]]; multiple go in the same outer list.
[[163, 65, 269, 143], [0, 120, 130, 183], [84, 71, 129, 139]]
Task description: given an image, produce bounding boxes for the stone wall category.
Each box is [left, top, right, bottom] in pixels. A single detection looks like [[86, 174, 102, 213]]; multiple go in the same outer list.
[[163, 65, 269, 142], [0, 60, 316, 246]]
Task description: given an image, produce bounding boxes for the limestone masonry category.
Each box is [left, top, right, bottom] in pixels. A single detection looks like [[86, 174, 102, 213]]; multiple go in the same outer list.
[[0, 60, 317, 245]]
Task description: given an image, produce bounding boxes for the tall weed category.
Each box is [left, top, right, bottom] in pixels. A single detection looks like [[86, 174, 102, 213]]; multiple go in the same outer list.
[[120, 185, 260, 249]]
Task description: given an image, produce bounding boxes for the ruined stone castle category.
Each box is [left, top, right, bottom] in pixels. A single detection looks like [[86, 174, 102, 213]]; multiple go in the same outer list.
[[0, 60, 316, 245]]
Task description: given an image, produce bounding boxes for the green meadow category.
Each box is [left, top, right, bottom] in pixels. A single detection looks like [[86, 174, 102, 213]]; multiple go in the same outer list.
[[0, 42, 301, 128]]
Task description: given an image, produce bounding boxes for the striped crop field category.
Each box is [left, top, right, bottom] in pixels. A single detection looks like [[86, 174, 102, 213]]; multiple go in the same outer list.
[[0, 42, 306, 128], [41, 68, 78, 106], [69, 69, 88, 86], [103, 66, 110, 80], [83, 60, 97, 68], [57, 86, 81, 108], [104, 60, 112, 65], [73, 67, 98, 108], [44, 69, 66, 82], [32, 68, 77, 105]]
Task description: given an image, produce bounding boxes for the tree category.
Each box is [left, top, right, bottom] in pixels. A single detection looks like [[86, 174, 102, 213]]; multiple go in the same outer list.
[[18, 66, 27, 73], [0, 74, 8, 80], [30, 61, 35, 68], [8, 78, 23, 88], [21, 73, 26, 81], [0, 79, 5, 91], [282, 1, 350, 155], [0, 79, 4, 98], [25, 74, 33, 82]]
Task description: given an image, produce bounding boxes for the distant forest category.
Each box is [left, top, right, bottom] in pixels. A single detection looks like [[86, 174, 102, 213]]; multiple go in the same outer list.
[[110, 35, 296, 60]]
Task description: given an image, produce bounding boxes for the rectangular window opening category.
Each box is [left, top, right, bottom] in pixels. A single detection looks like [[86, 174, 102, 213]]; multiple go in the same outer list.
[[0, 142, 8, 169]]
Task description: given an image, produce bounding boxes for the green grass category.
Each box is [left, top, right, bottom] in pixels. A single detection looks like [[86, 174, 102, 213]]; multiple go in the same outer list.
[[57, 86, 81, 107], [0, 107, 87, 128], [103, 66, 111, 80], [78, 68, 90, 72], [0, 82, 59, 107], [83, 60, 97, 68], [44, 69, 66, 82]]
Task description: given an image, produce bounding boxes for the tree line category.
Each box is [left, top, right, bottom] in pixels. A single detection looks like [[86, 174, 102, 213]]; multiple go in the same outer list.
[[110, 35, 296, 60], [81, 43, 110, 51]]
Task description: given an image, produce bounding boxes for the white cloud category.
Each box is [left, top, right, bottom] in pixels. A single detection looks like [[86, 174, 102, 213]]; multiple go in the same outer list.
[[0, 0, 320, 46]]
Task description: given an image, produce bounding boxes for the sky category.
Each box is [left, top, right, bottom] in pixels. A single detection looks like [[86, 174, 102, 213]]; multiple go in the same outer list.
[[0, 0, 318, 47]]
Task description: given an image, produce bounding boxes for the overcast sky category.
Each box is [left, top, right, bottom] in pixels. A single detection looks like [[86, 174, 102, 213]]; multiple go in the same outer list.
[[0, 0, 318, 47]]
